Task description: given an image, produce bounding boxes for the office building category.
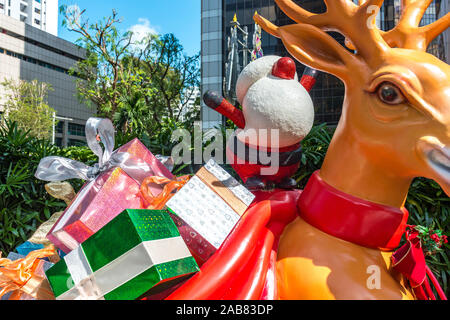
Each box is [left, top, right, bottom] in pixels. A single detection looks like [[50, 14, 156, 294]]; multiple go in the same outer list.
[[179, 86, 201, 122], [201, 0, 224, 129], [0, 14, 93, 147], [201, 0, 449, 129], [378, 0, 448, 63], [0, 0, 58, 36]]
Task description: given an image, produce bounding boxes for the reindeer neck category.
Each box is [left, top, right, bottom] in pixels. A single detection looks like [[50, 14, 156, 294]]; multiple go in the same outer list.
[[320, 126, 413, 209]]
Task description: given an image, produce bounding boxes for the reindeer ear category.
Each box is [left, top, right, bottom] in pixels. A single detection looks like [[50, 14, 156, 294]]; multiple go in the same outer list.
[[278, 24, 356, 81]]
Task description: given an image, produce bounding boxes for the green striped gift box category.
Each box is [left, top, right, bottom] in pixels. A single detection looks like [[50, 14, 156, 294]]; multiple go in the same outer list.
[[45, 209, 199, 300]]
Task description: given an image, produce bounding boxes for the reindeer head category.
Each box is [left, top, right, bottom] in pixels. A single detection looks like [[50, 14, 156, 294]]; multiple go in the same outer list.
[[255, 0, 450, 198]]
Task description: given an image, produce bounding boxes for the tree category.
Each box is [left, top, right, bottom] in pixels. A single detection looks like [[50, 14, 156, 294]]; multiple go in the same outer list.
[[61, 7, 135, 119], [60, 6, 200, 134], [133, 33, 201, 129], [113, 91, 149, 136], [1, 79, 55, 140]]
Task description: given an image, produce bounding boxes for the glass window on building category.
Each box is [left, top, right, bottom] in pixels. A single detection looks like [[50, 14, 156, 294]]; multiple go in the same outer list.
[[379, 0, 443, 59], [56, 121, 64, 134], [68, 139, 87, 147], [68, 123, 86, 137], [55, 137, 63, 147]]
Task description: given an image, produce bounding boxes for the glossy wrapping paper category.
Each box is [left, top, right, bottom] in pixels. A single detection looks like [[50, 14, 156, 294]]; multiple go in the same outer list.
[[166, 159, 255, 264], [45, 210, 199, 300], [46, 138, 174, 253]]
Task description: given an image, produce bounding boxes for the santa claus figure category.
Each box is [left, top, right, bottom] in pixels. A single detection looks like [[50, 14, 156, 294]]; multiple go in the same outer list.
[[203, 55, 317, 190]]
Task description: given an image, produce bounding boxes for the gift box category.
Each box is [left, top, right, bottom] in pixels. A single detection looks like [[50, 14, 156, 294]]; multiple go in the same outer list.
[[0, 248, 56, 300], [16, 242, 46, 257], [35, 118, 174, 253], [45, 209, 199, 300], [166, 159, 255, 263], [16, 241, 64, 262]]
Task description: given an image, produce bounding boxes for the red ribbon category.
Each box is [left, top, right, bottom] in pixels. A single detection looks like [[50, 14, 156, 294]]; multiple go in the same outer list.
[[392, 226, 447, 300]]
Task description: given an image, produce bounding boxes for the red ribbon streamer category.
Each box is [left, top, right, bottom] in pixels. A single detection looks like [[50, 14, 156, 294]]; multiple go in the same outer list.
[[392, 226, 447, 300]]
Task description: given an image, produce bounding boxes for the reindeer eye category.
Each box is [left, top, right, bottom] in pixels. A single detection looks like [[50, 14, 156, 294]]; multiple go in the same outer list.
[[376, 82, 406, 105]]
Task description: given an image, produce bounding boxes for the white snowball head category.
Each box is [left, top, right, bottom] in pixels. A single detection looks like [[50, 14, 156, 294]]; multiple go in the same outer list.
[[238, 75, 315, 148], [236, 56, 299, 105]]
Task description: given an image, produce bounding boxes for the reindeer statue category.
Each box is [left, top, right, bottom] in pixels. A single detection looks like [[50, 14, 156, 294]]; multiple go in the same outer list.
[[253, 0, 449, 300], [167, 0, 449, 300]]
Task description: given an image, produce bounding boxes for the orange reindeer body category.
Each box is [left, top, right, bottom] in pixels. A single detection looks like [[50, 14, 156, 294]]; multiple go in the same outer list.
[[254, 0, 450, 300], [277, 218, 414, 300]]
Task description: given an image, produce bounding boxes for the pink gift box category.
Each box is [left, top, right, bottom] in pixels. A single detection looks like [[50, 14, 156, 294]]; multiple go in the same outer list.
[[47, 138, 174, 253]]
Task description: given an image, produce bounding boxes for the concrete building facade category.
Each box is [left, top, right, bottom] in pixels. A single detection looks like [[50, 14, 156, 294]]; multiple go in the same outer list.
[[0, 14, 93, 147], [0, 0, 58, 36]]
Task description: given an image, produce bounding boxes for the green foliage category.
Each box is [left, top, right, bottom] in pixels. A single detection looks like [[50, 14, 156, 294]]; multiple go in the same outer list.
[[1, 79, 55, 140], [0, 121, 100, 255], [113, 92, 150, 137], [60, 146, 97, 165], [0, 121, 65, 255], [405, 178, 450, 295], [294, 123, 333, 188]]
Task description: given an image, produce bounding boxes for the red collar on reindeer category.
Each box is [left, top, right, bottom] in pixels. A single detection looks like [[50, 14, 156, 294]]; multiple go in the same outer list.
[[298, 171, 447, 300], [298, 171, 408, 251]]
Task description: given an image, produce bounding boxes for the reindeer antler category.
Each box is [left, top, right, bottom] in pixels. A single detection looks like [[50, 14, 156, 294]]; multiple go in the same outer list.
[[381, 0, 450, 51], [255, 0, 389, 65], [256, 0, 449, 58]]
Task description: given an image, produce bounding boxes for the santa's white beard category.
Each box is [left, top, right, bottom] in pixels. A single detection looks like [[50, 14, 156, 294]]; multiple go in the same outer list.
[[238, 76, 315, 149]]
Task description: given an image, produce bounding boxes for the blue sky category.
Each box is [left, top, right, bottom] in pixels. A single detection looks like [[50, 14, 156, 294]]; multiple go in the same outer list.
[[58, 0, 201, 56]]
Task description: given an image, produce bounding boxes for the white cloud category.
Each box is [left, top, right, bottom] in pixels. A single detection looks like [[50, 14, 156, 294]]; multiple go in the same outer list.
[[129, 18, 158, 44]]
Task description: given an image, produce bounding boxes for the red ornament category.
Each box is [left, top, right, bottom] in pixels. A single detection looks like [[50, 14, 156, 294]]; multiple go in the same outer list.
[[272, 57, 296, 80]]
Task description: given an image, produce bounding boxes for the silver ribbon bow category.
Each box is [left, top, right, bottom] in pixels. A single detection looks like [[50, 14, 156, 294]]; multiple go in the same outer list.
[[35, 118, 154, 249], [35, 118, 152, 183]]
